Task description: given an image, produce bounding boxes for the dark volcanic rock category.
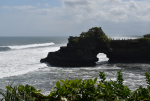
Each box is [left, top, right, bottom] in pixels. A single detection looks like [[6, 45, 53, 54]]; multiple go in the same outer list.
[[40, 27, 110, 66], [40, 27, 150, 66], [107, 39, 150, 63]]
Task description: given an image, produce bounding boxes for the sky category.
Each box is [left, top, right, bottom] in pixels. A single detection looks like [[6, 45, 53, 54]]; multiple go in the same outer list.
[[0, 0, 150, 37]]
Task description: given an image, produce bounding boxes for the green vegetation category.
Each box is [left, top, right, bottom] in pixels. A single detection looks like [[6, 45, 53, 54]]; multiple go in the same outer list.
[[137, 37, 150, 43], [72, 27, 110, 47], [0, 84, 47, 101], [144, 34, 150, 38], [1, 71, 150, 101], [82, 27, 110, 45], [72, 37, 79, 44]]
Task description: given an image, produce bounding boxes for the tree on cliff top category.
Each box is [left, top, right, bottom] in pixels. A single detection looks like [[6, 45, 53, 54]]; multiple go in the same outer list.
[[80, 27, 110, 46]]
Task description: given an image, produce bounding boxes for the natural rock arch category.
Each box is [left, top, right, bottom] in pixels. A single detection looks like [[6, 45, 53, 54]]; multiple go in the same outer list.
[[40, 27, 150, 66], [40, 27, 110, 66], [96, 53, 109, 64]]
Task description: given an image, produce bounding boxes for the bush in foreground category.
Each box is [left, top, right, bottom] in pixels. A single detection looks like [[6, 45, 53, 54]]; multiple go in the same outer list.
[[1, 71, 150, 101]]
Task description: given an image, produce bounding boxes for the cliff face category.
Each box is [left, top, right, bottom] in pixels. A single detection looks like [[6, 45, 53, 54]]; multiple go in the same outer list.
[[40, 27, 150, 66], [107, 39, 150, 62], [40, 27, 110, 66]]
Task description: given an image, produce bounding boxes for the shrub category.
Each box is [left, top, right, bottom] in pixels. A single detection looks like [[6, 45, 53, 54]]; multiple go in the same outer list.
[[71, 27, 110, 48], [1, 71, 150, 101], [0, 84, 46, 101], [72, 37, 79, 44], [80, 27, 110, 47]]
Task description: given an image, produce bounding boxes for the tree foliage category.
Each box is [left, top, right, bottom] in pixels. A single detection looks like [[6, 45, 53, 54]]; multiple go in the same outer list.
[[72, 27, 110, 47], [1, 71, 150, 101]]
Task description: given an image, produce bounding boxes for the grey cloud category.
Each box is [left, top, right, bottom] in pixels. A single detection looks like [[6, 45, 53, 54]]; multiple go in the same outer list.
[[64, 0, 89, 7], [128, 1, 138, 10], [1, 6, 11, 10], [107, 0, 121, 3], [34, 9, 51, 15], [109, 8, 126, 16], [45, 3, 49, 7], [1, 0, 150, 36], [146, 7, 150, 13], [14, 5, 36, 12]]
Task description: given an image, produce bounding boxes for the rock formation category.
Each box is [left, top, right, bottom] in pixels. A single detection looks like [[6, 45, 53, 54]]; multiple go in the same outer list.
[[40, 27, 110, 66], [108, 38, 150, 62], [40, 27, 150, 66]]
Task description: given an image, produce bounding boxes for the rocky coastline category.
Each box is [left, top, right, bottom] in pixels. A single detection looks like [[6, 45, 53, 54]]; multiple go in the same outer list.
[[40, 27, 150, 66]]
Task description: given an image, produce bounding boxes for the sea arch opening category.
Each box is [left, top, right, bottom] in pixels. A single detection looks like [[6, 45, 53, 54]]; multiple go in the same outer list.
[[96, 53, 109, 64]]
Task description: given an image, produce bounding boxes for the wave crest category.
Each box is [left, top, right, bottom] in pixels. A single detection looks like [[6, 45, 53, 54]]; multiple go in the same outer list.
[[1, 42, 54, 50], [0, 47, 11, 51]]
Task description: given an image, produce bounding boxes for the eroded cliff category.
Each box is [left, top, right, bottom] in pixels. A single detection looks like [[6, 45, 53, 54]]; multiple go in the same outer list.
[[40, 27, 150, 66], [40, 27, 110, 66]]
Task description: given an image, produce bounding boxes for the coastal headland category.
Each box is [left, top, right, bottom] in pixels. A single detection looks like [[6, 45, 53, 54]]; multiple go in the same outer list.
[[40, 27, 150, 66]]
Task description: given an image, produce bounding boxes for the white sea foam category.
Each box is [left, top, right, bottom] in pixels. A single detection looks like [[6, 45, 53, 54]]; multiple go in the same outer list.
[[97, 53, 109, 62], [0, 46, 60, 78], [1, 42, 55, 50], [110, 36, 140, 40], [0, 36, 149, 93]]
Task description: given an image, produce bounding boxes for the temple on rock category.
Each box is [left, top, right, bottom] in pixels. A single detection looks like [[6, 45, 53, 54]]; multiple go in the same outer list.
[[40, 27, 150, 66]]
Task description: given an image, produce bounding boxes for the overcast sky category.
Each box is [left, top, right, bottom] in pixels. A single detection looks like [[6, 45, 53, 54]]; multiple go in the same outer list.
[[0, 0, 150, 37]]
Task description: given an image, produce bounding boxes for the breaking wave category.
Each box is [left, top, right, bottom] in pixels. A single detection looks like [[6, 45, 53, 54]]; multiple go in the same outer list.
[[0, 42, 54, 50], [0, 47, 11, 51]]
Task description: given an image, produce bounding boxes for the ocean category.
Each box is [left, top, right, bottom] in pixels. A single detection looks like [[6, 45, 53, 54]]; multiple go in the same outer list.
[[0, 36, 149, 95]]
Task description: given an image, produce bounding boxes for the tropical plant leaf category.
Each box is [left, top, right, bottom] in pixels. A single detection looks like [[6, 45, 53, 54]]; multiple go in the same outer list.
[[94, 77, 97, 84], [56, 81, 60, 89], [60, 79, 65, 83]]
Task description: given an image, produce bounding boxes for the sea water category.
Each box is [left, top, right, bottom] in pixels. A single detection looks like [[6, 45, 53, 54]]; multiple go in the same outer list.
[[0, 36, 149, 95]]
